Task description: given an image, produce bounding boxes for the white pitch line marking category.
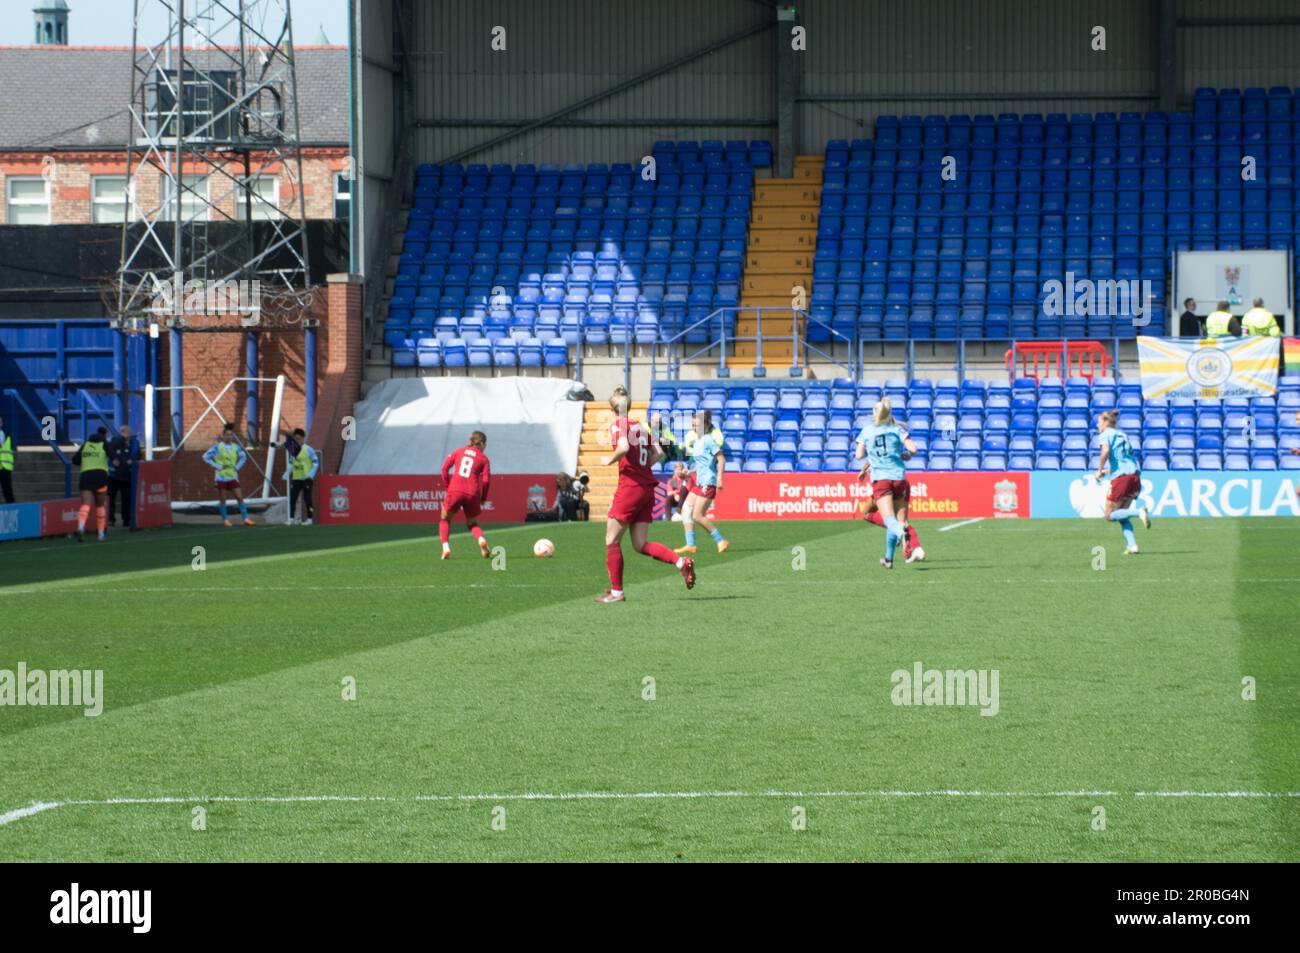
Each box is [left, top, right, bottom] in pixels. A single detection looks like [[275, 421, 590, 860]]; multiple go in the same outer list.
[[938, 517, 985, 532], [4, 789, 1298, 827]]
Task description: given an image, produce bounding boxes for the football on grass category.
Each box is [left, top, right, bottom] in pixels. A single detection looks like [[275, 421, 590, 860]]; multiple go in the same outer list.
[[533, 539, 555, 558]]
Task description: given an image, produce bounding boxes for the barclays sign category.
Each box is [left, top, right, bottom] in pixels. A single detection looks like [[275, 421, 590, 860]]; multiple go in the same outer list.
[[1031, 471, 1300, 518]]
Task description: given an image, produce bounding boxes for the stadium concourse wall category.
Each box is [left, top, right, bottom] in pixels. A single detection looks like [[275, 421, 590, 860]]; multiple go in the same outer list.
[[163, 275, 362, 501]]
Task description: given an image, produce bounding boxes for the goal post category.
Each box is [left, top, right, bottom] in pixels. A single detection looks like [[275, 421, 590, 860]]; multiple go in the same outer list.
[[143, 374, 292, 523]]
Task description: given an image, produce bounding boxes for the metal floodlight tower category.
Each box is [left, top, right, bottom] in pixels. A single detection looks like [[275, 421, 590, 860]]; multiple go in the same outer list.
[[115, 0, 313, 330]]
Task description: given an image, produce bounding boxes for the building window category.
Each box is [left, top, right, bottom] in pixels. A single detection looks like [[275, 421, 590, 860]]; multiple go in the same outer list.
[[162, 173, 209, 222], [92, 176, 130, 224], [6, 177, 51, 225], [235, 175, 280, 221], [334, 172, 351, 220]]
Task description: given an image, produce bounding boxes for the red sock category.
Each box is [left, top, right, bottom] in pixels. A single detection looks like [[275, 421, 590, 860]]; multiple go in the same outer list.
[[96, 505, 107, 532], [438, 519, 450, 544], [641, 541, 678, 565], [78, 503, 90, 531], [864, 510, 885, 527], [605, 542, 624, 590], [907, 524, 920, 548], [470, 525, 485, 542]]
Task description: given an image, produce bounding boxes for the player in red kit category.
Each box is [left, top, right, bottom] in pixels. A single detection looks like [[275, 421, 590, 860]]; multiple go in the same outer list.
[[596, 386, 696, 603], [439, 430, 492, 560]]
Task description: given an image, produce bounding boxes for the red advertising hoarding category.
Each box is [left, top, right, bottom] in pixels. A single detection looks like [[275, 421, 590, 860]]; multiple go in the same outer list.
[[134, 460, 174, 529], [707, 472, 1030, 521], [317, 474, 557, 524], [39, 497, 82, 536]]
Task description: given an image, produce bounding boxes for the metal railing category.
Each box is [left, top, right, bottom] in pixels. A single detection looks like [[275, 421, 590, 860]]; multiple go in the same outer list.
[[856, 336, 1131, 383], [2, 388, 75, 496], [651, 306, 858, 381], [646, 307, 1134, 384], [72, 390, 117, 441]]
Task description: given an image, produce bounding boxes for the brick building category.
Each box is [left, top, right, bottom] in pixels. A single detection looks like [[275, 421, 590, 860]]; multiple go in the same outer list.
[[0, 44, 350, 225]]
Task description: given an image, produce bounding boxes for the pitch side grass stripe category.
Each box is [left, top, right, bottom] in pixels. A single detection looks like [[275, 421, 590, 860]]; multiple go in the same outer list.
[[5, 789, 1300, 827]]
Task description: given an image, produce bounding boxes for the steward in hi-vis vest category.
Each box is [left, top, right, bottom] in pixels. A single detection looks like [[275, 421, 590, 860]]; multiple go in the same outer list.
[[0, 417, 14, 504], [1204, 300, 1239, 337], [1241, 298, 1281, 337]]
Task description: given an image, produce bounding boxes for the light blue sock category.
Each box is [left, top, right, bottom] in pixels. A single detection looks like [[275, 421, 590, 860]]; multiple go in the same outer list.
[[1110, 506, 1137, 520], [1120, 518, 1136, 549], [218, 500, 228, 520], [685, 525, 696, 547], [709, 527, 724, 544], [239, 499, 250, 520], [884, 517, 902, 562]]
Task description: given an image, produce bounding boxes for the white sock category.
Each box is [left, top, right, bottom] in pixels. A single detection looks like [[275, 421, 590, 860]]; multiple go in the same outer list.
[[611, 589, 623, 598], [442, 542, 451, 552], [675, 557, 684, 569]]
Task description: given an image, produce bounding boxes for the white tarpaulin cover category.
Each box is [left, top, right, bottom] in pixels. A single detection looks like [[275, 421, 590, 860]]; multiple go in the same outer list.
[[341, 377, 586, 475]]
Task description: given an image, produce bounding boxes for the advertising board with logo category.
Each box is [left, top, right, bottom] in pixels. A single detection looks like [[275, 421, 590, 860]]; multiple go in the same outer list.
[[318, 474, 557, 524], [39, 498, 82, 537], [706, 472, 1029, 521], [0, 502, 42, 542], [133, 460, 174, 529], [1031, 470, 1300, 518]]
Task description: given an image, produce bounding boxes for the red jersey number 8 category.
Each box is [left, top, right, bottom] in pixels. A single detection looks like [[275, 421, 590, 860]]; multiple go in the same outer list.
[[458, 449, 476, 478]]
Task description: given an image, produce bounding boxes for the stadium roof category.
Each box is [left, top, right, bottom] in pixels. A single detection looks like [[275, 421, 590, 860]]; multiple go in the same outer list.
[[0, 45, 348, 151]]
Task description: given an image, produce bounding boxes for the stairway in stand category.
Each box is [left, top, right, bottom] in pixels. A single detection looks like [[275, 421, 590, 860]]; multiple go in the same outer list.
[[733, 155, 822, 370], [575, 399, 649, 516]]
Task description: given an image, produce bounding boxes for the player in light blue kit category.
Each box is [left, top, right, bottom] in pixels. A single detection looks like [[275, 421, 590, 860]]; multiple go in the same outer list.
[[678, 410, 729, 555], [1096, 409, 1151, 555], [855, 398, 919, 570]]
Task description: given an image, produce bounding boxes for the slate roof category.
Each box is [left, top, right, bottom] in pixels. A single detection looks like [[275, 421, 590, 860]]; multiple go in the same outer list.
[[0, 45, 348, 150]]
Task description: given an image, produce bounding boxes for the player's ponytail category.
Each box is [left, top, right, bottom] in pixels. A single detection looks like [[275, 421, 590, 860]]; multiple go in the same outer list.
[[609, 386, 630, 416], [873, 398, 895, 426], [1100, 409, 1118, 427]]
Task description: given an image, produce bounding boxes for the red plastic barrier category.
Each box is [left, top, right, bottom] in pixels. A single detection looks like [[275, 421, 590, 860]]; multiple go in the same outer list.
[[1005, 340, 1112, 382]]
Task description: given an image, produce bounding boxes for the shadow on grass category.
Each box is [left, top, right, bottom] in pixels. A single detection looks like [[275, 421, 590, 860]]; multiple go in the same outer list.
[[0, 522, 442, 590]]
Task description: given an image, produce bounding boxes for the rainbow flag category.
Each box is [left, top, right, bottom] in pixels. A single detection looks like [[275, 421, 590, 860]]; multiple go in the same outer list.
[[1284, 337, 1300, 375]]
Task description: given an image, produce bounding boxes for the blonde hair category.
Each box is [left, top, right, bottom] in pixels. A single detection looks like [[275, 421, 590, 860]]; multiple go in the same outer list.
[[1099, 409, 1119, 427], [873, 397, 896, 426], [608, 386, 630, 415]]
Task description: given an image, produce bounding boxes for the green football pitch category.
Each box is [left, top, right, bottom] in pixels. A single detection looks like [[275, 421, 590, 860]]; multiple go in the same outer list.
[[0, 515, 1296, 861]]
